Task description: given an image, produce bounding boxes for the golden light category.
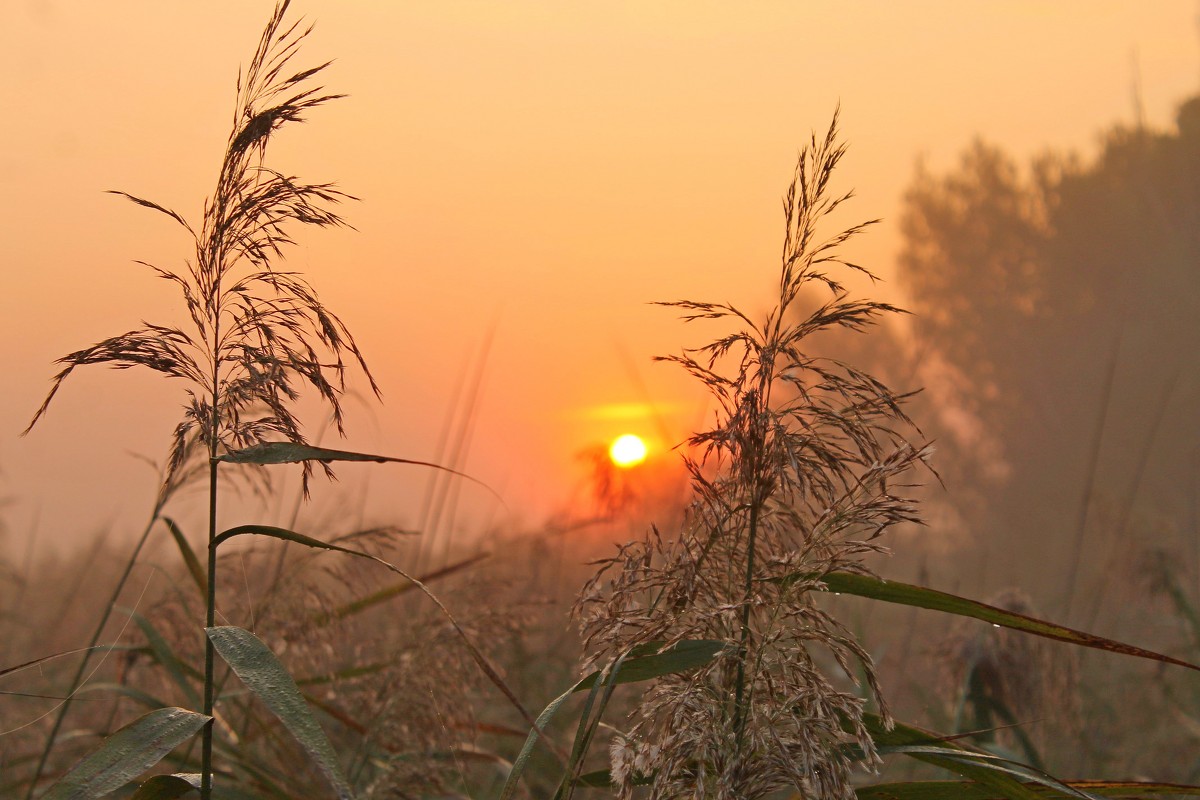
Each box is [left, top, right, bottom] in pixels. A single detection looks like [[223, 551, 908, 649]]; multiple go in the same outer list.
[[609, 434, 648, 469]]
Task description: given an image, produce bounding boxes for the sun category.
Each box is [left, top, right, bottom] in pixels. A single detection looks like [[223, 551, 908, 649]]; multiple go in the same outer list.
[[609, 434, 648, 469]]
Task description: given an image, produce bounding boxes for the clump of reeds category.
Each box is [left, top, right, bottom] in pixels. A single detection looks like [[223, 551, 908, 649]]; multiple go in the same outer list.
[[23, 2, 375, 795], [575, 112, 930, 799], [119, 525, 517, 798]]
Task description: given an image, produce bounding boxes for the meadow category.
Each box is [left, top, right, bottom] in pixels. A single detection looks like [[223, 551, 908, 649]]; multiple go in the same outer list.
[[3, 3, 1200, 799]]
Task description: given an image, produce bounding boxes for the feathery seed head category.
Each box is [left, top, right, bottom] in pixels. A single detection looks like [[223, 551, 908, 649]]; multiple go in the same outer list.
[[25, 1, 375, 499], [576, 111, 929, 799]]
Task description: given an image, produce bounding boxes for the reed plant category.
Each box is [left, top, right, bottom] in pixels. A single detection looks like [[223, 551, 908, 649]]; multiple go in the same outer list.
[[14, 4, 1200, 799], [18, 3, 525, 798], [572, 112, 929, 800], [494, 118, 1200, 800]]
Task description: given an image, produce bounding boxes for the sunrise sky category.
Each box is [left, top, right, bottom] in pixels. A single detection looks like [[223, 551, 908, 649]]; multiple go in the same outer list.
[[3, 2, 1198, 550]]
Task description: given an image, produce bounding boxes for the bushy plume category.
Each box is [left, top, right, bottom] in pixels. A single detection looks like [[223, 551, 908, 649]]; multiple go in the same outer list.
[[24, 0, 376, 496], [576, 112, 931, 800]]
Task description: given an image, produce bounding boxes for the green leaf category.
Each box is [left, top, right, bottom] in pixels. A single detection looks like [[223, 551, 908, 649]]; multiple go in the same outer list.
[[863, 715, 1075, 800], [218, 441, 406, 464], [205, 626, 353, 800], [129, 774, 199, 799], [216, 442, 493, 495], [571, 640, 728, 693], [574, 769, 652, 788], [163, 517, 206, 602], [1061, 784, 1200, 798], [814, 572, 1200, 672], [499, 686, 575, 800], [499, 641, 727, 800], [876, 746, 1094, 799], [855, 781, 1200, 800], [211, 524, 539, 747], [121, 608, 202, 709], [553, 659, 613, 800], [41, 707, 209, 800]]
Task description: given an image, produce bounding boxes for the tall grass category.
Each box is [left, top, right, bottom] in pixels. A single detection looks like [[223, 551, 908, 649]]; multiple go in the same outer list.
[[574, 112, 929, 800], [23, 3, 376, 796], [11, 3, 1200, 799]]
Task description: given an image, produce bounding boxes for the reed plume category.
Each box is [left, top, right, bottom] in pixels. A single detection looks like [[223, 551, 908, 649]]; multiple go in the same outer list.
[[576, 111, 930, 800], [23, 3, 374, 795], [25, 0, 375, 491]]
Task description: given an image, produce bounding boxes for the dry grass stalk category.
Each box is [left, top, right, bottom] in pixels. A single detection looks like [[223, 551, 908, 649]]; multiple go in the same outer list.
[[21, 3, 377, 796], [575, 112, 931, 800]]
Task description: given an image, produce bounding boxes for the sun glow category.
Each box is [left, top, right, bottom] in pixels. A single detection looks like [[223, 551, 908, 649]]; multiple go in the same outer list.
[[609, 434, 648, 468]]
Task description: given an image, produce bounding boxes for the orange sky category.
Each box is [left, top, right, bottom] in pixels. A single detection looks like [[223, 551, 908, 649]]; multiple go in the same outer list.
[[3, 2, 1198, 551]]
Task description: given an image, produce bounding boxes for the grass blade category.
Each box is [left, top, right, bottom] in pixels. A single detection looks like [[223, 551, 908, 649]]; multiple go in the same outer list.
[[498, 641, 727, 800], [205, 626, 353, 800], [863, 714, 1077, 800], [121, 608, 202, 708], [570, 640, 728, 693], [315, 552, 490, 625], [812, 572, 1200, 671], [163, 517, 207, 603], [499, 685, 575, 800], [855, 782, 1200, 800], [128, 774, 200, 799], [876, 746, 1095, 799], [211, 524, 542, 756], [41, 707, 209, 800], [0, 646, 103, 679], [216, 442, 495, 497]]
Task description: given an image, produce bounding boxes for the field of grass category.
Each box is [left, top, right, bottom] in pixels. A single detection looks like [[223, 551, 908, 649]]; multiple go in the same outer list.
[[3, 3, 1200, 799]]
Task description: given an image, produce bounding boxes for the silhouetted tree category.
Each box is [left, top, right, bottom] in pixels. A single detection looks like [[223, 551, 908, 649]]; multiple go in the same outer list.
[[898, 96, 1200, 620]]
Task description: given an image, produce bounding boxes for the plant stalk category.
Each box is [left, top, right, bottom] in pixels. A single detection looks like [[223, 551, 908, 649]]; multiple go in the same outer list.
[[732, 489, 762, 750], [201, 318, 221, 799], [201, 456, 218, 799]]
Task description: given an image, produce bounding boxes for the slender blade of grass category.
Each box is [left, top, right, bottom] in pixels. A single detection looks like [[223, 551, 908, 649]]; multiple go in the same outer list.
[[499, 640, 727, 800], [120, 608, 202, 708], [876, 746, 1095, 800], [499, 686, 576, 800], [128, 774, 199, 800], [0, 646, 103, 679], [571, 640, 728, 693], [863, 714, 1077, 800], [855, 782, 1200, 800], [211, 523, 545, 759], [163, 518, 207, 603], [315, 552, 491, 625], [41, 707, 209, 800], [216, 442, 496, 498], [807, 572, 1200, 671], [205, 626, 352, 800]]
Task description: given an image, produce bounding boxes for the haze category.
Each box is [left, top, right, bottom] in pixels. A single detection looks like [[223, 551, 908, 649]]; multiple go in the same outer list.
[[2, 2, 1197, 552]]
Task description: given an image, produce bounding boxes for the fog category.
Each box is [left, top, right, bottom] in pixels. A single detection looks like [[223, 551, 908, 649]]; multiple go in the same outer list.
[[3, 2, 1197, 555], [4, 2, 1200, 791]]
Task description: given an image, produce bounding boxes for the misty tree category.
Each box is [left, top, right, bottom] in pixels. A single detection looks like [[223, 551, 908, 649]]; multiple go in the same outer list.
[[897, 95, 1200, 621]]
